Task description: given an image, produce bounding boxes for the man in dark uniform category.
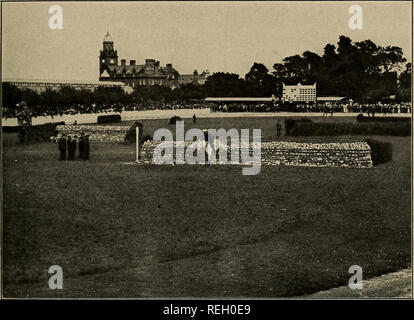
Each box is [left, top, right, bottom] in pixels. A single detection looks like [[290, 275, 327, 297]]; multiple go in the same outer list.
[[58, 134, 67, 161], [84, 134, 90, 160], [323, 104, 329, 117], [276, 120, 282, 137], [67, 135, 74, 160], [78, 132, 85, 160], [193, 114, 197, 124], [69, 135, 77, 160], [73, 135, 78, 158], [370, 104, 376, 118]]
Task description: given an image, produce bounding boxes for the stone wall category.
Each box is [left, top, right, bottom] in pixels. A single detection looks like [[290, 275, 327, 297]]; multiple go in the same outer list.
[[260, 142, 372, 168], [139, 141, 373, 168], [54, 126, 373, 168], [57, 125, 130, 143]]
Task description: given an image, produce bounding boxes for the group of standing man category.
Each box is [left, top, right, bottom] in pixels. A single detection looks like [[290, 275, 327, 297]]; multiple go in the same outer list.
[[57, 133, 90, 161]]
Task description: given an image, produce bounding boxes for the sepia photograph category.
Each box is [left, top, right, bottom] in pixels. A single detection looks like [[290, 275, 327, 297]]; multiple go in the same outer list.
[[1, 0, 412, 301]]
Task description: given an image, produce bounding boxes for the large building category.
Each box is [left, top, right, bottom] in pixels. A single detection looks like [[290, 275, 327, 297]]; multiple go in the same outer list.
[[99, 32, 209, 89], [282, 82, 317, 102], [178, 69, 210, 86], [3, 78, 126, 93]]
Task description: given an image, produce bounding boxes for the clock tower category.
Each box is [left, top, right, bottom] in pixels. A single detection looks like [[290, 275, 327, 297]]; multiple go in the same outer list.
[[99, 32, 118, 79]]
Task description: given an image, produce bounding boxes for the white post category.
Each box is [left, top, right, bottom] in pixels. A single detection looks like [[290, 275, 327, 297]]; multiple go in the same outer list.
[[135, 126, 139, 163]]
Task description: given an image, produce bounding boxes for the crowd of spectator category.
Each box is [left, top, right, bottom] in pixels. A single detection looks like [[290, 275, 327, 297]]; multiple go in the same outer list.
[[59, 101, 214, 115], [40, 100, 414, 116], [122, 101, 212, 111], [212, 101, 412, 114], [295, 101, 412, 114]]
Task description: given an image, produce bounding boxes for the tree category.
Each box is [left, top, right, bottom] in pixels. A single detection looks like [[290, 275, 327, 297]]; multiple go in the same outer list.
[[172, 83, 205, 101], [272, 35, 407, 100], [204, 72, 246, 97], [39, 88, 61, 117], [245, 63, 276, 96], [2, 83, 22, 118], [398, 62, 412, 101]]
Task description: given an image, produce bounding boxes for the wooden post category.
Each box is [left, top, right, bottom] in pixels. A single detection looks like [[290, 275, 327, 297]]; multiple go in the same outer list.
[[135, 126, 139, 163]]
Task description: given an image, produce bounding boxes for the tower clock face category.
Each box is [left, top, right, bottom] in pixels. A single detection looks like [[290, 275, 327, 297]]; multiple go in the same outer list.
[[101, 59, 105, 63], [110, 59, 115, 64]]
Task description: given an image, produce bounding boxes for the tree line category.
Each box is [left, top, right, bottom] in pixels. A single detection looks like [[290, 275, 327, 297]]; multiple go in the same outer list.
[[3, 35, 411, 121]]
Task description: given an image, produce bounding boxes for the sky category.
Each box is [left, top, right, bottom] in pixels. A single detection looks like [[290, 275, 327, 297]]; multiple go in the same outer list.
[[2, 1, 412, 81]]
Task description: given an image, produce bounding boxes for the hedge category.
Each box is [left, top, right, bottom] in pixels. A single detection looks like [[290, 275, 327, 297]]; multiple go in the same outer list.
[[356, 114, 411, 123], [2, 126, 21, 133], [366, 139, 393, 165], [124, 121, 144, 144], [285, 118, 313, 136], [169, 116, 182, 124], [17, 122, 64, 144], [286, 121, 410, 136], [97, 114, 122, 124]]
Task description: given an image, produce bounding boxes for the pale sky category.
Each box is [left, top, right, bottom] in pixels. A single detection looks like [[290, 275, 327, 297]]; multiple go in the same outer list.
[[2, 1, 412, 81]]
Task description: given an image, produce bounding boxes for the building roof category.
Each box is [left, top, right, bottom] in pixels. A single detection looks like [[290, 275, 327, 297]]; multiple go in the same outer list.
[[103, 32, 112, 42], [283, 82, 316, 88], [317, 96, 346, 102], [3, 78, 125, 86], [178, 75, 194, 80], [109, 64, 178, 78], [205, 97, 278, 102]]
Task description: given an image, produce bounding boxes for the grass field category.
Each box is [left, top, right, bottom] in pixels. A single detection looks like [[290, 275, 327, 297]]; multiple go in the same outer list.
[[2, 117, 412, 297], [104, 115, 361, 142]]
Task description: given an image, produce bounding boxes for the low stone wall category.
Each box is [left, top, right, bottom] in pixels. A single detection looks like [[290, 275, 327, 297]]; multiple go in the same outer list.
[[260, 142, 372, 168], [57, 125, 130, 143], [140, 141, 373, 168]]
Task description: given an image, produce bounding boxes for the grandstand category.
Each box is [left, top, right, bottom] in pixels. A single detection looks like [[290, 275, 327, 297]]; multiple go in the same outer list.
[[205, 97, 279, 103], [2, 78, 131, 93]]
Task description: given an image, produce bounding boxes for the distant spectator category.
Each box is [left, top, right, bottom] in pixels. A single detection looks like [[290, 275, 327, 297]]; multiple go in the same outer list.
[[276, 121, 282, 137]]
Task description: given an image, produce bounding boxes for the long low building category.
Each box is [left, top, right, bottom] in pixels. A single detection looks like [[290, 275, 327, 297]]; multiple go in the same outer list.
[[2, 78, 131, 93], [205, 97, 279, 102], [317, 96, 346, 102]]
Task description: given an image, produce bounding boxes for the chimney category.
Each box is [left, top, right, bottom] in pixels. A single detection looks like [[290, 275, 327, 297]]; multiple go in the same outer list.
[[166, 63, 172, 69], [130, 60, 136, 66], [145, 59, 155, 66], [121, 59, 126, 66]]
